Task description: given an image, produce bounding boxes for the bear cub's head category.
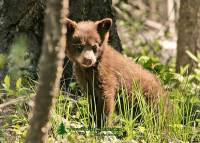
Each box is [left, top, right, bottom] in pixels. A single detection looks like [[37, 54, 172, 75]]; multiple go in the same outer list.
[[65, 18, 112, 68]]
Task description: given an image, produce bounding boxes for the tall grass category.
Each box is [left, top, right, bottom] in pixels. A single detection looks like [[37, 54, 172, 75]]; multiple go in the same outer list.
[[49, 80, 199, 142], [1, 53, 200, 142], [0, 74, 199, 142]]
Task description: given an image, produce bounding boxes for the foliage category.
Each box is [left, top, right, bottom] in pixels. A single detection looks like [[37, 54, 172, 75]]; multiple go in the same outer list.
[[0, 54, 6, 70], [1, 52, 200, 142], [0, 75, 34, 142], [7, 34, 30, 82], [1, 75, 31, 97]]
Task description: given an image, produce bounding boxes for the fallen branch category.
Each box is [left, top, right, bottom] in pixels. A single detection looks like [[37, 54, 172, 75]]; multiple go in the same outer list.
[[0, 96, 29, 109]]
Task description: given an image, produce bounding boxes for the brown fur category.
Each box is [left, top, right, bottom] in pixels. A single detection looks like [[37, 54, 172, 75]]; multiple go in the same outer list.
[[65, 18, 169, 127]]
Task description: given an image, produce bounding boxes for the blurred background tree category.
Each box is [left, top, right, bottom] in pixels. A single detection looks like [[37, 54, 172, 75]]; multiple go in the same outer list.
[[176, 0, 200, 73]]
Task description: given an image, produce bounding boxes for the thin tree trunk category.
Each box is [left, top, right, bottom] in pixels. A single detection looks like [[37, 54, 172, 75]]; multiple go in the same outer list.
[[176, 0, 200, 73], [167, 0, 176, 36], [25, 0, 67, 142]]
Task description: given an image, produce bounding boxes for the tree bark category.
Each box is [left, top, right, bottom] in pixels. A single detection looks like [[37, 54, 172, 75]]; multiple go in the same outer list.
[[176, 0, 200, 73], [68, 0, 122, 52], [0, 0, 122, 91], [0, 0, 45, 80], [147, 0, 168, 22], [25, 0, 67, 142]]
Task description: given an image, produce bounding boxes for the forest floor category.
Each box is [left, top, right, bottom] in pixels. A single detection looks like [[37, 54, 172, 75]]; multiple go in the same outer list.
[[0, 53, 200, 142]]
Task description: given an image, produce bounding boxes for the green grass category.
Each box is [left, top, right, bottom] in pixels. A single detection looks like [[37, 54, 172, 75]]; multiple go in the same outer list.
[[0, 54, 200, 143], [48, 82, 199, 143], [0, 79, 199, 142]]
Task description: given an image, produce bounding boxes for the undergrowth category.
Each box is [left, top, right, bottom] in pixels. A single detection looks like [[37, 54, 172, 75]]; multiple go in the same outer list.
[[0, 53, 200, 143]]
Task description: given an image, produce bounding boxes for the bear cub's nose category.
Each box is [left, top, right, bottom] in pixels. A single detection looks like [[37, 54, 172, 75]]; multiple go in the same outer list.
[[83, 58, 93, 66]]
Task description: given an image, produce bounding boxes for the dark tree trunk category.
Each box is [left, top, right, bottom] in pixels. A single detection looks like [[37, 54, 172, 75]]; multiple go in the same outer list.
[[0, 0, 45, 80], [0, 0, 122, 91], [176, 0, 200, 73], [25, 0, 67, 142], [68, 0, 122, 51]]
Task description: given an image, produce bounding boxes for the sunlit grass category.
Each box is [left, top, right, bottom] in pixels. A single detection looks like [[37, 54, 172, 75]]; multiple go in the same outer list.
[[49, 82, 200, 142], [0, 75, 199, 142], [0, 53, 200, 142]]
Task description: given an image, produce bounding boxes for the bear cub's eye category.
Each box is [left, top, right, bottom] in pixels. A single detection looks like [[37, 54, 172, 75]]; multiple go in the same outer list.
[[77, 45, 83, 51], [91, 45, 97, 52], [73, 44, 84, 52]]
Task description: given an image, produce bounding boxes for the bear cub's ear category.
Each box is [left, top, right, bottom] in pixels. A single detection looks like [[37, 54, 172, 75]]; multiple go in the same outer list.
[[64, 18, 77, 33], [96, 18, 112, 40]]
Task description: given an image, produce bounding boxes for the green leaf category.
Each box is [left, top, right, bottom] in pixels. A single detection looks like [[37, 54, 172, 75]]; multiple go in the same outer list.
[[0, 54, 6, 69], [180, 65, 189, 75], [153, 64, 165, 73], [4, 75, 10, 89], [162, 72, 173, 84], [138, 126, 146, 133], [190, 96, 200, 104], [138, 56, 150, 65], [174, 73, 184, 82], [186, 50, 199, 62], [16, 78, 22, 90], [69, 82, 78, 91]]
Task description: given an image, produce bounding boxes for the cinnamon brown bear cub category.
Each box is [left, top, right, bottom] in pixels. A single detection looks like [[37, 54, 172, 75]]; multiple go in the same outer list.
[[64, 18, 169, 127]]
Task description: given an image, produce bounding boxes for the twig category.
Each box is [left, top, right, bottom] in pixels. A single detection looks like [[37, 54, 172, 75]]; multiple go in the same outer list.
[[0, 96, 29, 109]]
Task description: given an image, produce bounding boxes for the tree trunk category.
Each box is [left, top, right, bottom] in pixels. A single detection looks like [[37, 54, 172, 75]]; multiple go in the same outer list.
[[176, 0, 200, 73], [25, 0, 67, 142], [68, 0, 122, 51], [148, 0, 168, 22], [0, 0, 45, 81], [0, 0, 122, 91]]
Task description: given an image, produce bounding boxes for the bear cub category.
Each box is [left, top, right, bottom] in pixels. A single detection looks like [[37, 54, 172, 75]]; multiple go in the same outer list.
[[65, 18, 168, 127]]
